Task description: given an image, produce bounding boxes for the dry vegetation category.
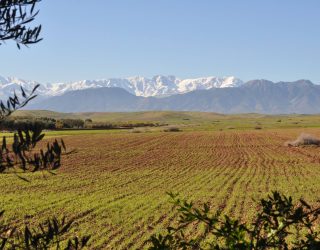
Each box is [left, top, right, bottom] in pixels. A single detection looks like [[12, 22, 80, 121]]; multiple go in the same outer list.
[[285, 133, 320, 147], [0, 128, 319, 248]]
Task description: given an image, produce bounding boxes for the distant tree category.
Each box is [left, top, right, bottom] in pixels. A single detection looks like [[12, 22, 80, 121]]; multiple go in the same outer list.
[[0, 0, 42, 48], [55, 119, 64, 129], [61, 119, 85, 129]]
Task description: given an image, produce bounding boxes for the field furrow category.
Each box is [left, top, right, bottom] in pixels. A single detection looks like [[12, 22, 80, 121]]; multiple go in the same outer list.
[[0, 128, 319, 248]]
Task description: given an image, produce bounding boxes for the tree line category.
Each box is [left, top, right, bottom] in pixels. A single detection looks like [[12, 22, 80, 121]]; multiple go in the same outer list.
[[0, 116, 164, 131]]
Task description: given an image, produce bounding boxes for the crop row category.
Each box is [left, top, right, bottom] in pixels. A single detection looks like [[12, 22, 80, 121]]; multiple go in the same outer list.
[[0, 129, 319, 248]]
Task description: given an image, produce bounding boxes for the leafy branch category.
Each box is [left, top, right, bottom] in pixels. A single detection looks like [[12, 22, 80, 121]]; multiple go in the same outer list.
[[149, 191, 320, 250], [0, 212, 90, 249], [0, 0, 42, 48], [0, 87, 89, 249], [0, 86, 70, 173], [0, 84, 39, 120]]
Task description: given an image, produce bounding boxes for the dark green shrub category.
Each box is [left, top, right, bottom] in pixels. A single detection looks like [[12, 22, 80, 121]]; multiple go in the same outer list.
[[164, 127, 181, 132]]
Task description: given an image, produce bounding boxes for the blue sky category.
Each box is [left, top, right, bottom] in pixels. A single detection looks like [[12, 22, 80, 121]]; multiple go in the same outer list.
[[0, 0, 319, 83]]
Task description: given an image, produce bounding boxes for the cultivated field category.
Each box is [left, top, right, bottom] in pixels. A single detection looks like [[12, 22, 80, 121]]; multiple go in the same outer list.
[[1, 113, 320, 249]]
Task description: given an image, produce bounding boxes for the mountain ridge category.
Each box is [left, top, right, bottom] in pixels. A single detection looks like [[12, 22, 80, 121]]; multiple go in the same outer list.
[[0, 75, 243, 98], [26, 80, 320, 114]]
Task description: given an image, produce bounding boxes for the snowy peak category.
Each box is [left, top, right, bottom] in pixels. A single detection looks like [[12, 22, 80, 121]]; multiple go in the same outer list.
[[0, 75, 244, 98], [178, 76, 243, 93], [0, 75, 45, 99]]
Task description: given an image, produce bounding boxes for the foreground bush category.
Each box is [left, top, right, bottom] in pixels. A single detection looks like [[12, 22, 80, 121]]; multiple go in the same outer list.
[[149, 191, 320, 249]]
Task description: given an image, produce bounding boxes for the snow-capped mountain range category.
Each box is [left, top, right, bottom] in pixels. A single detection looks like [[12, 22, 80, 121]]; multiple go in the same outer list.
[[0, 75, 243, 98], [2, 75, 320, 114]]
